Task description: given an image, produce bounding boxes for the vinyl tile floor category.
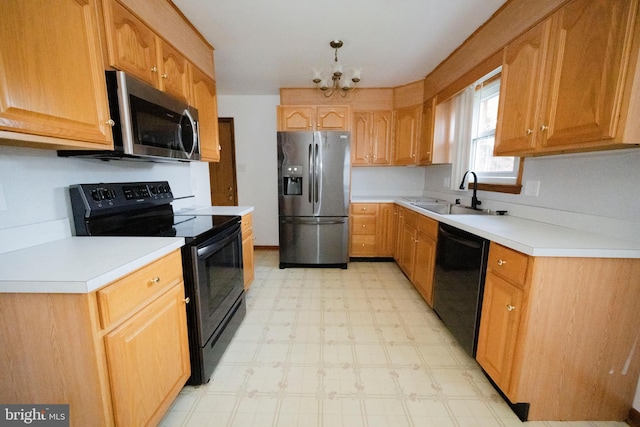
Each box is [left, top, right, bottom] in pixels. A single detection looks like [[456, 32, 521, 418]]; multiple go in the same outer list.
[[159, 249, 628, 427]]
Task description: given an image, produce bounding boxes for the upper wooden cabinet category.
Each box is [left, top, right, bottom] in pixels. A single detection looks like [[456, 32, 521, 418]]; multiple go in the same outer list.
[[495, 0, 640, 156], [158, 39, 191, 103], [190, 65, 220, 162], [352, 111, 392, 166], [277, 105, 350, 131], [0, 0, 114, 149], [392, 104, 423, 165], [418, 96, 437, 164]]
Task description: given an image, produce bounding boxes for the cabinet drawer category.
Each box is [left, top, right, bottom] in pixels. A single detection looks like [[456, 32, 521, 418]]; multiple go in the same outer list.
[[97, 250, 183, 329], [418, 215, 438, 240], [352, 215, 376, 235], [351, 235, 376, 256], [350, 203, 378, 215], [487, 243, 529, 287]]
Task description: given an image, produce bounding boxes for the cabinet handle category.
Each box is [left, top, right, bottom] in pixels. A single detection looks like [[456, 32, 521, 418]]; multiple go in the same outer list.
[[361, 243, 366, 247], [362, 224, 366, 228], [162, 73, 168, 79], [151, 66, 158, 73], [497, 259, 507, 266], [506, 304, 516, 312], [526, 128, 533, 135], [183, 297, 190, 304], [540, 125, 549, 132], [148, 277, 160, 286], [106, 119, 115, 127]]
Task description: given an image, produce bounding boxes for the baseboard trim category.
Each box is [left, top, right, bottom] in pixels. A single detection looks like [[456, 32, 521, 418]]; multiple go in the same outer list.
[[254, 246, 278, 251], [628, 407, 640, 427]]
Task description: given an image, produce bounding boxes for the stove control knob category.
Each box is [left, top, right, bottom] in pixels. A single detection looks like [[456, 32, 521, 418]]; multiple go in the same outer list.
[[148, 185, 158, 195], [91, 189, 102, 201]]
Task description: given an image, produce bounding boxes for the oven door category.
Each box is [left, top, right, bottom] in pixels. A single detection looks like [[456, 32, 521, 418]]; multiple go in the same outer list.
[[191, 222, 244, 346]]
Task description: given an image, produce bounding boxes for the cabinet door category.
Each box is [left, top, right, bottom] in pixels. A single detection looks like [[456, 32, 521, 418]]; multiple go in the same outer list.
[[417, 97, 436, 164], [158, 39, 190, 103], [371, 111, 392, 165], [539, 0, 635, 149], [494, 19, 551, 155], [191, 66, 220, 162], [0, 0, 113, 147], [278, 106, 315, 131], [393, 105, 421, 165], [105, 283, 190, 427], [376, 204, 397, 257], [352, 112, 372, 165], [317, 106, 350, 130], [413, 234, 436, 306], [103, 0, 159, 87], [476, 272, 523, 397]]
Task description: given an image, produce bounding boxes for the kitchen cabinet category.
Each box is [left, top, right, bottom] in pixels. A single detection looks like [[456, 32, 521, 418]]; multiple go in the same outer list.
[[352, 203, 397, 257], [392, 104, 423, 165], [241, 212, 255, 289], [0, 250, 190, 426], [157, 38, 191, 103], [395, 206, 418, 275], [418, 96, 438, 164], [350, 203, 396, 257], [352, 111, 393, 165], [476, 242, 640, 420], [411, 215, 438, 306], [277, 105, 350, 131], [0, 0, 114, 149], [190, 65, 221, 162], [495, 0, 640, 156]]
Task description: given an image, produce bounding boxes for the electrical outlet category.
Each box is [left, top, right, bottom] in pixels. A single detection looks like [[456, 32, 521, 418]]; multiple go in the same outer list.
[[0, 184, 6, 211], [524, 180, 540, 197]]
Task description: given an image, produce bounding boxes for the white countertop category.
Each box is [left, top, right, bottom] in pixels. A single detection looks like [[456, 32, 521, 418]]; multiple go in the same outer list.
[[176, 206, 254, 216], [355, 197, 640, 258], [0, 237, 184, 293]]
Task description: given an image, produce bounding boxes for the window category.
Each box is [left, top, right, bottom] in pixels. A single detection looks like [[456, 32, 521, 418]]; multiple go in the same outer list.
[[469, 71, 520, 186], [436, 67, 522, 194]]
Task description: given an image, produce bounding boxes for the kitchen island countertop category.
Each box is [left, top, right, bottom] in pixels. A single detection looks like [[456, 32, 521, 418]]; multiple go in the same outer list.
[[0, 236, 184, 293], [353, 197, 640, 258]]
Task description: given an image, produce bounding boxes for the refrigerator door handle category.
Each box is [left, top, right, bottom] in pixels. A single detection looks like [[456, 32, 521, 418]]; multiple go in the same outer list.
[[280, 217, 346, 225], [314, 143, 320, 206], [308, 143, 313, 204]]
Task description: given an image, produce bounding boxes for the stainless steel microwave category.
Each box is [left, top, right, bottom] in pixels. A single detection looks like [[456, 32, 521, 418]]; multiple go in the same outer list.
[[59, 71, 200, 162]]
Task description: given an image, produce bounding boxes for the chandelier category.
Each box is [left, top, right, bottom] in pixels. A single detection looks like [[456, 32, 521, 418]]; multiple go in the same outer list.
[[312, 40, 361, 98]]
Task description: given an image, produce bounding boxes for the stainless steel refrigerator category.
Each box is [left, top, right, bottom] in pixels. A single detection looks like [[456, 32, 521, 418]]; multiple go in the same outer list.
[[277, 131, 350, 268]]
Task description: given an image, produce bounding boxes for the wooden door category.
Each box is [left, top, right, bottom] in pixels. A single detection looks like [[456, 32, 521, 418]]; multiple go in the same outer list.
[[494, 19, 551, 155], [278, 106, 315, 131], [105, 283, 190, 427], [351, 112, 372, 165], [393, 106, 420, 165], [158, 39, 190, 103], [191, 66, 220, 162], [476, 272, 523, 398], [316, 106, 350, 130], [209, 118, 238, 205], [103, 0, 159, 87], [371, 111, 392, 165], [0, 0, 113, 147], [540, 0, 635, 149]]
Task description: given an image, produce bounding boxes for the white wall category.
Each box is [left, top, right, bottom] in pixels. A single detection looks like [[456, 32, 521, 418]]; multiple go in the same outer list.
[[0, 144, 209, 250], [217, 95, 280, 246]]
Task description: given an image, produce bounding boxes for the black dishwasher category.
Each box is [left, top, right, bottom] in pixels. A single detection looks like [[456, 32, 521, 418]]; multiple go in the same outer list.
[[433, 223, 489, 357]]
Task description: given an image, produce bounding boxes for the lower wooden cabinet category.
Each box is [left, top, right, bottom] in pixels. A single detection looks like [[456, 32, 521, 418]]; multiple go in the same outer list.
[[241, 212, 255, 289], [0, 250, 190, 427], [476, 243, 640, 421], [350, 203, 396, 257]]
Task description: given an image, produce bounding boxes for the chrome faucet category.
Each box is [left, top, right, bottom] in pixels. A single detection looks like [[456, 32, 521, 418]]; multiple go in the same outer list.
[[459, 170, 482, 209]]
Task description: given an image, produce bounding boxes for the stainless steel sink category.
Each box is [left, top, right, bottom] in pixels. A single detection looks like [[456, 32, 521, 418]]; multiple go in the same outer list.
[[411, 202, 492, 215]]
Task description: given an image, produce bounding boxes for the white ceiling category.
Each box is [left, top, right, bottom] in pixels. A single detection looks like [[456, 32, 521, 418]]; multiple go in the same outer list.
[[172, 0, 507, 96]]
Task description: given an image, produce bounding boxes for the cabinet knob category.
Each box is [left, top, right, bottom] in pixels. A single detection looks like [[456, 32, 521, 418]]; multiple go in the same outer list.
[[497, 259, 507, 266], [183, 297, 190, 304], [362, 224, 366, 228], [106, 119, 115, 127], [151, 66, 158, 73], [162, 73, 168, 79], [540, 125, 549, 132], [361, 243, 365, 247], [526, 128, 533, 135], [506, 304, 516, 312], [148, 277, 160, 286]]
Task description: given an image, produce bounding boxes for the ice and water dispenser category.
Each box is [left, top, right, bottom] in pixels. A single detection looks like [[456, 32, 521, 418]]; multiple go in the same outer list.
[[283, 165, 303, 195]]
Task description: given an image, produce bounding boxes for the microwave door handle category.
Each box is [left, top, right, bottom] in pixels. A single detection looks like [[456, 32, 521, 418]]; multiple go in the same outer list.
[[181, 108, 198, 159]]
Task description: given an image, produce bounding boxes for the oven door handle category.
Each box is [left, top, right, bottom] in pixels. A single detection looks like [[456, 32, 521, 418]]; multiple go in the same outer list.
[[196, 225, 241, 258]]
